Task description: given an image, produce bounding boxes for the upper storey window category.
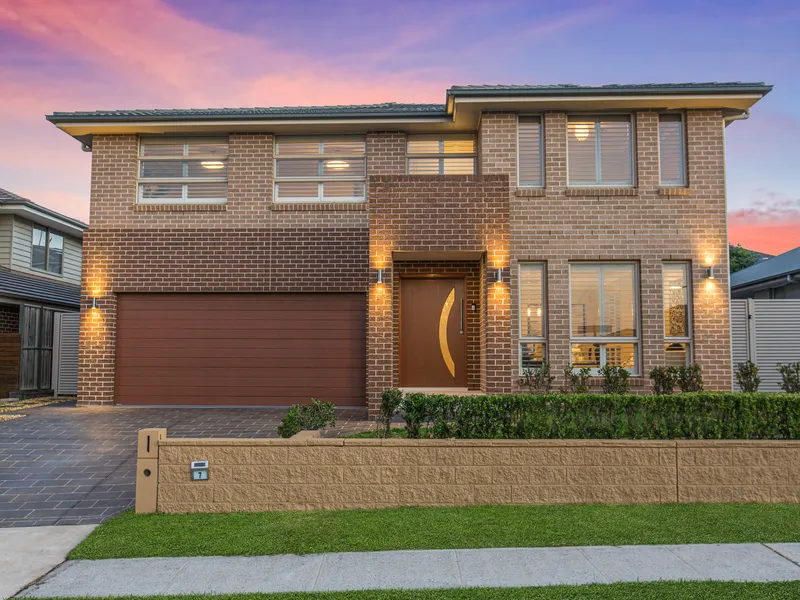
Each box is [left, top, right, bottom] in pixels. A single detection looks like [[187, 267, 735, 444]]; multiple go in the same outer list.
[[138, 138, 228, 204], [275, 137, 366, 202], [567, 115, 633, 186], [518, 116, 543, 187], [32, 224, 64, 275], [659, 114, 686, 186], [407, 134, 475, 175]]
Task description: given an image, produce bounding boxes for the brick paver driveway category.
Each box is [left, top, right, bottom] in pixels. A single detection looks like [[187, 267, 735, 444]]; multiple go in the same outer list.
[[0, 401, 370, 527]]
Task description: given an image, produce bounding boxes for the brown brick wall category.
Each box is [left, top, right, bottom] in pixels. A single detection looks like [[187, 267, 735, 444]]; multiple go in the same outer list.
[[0, 305, 19, 334], [478, 110, 732, 392], [150, 437, 800, 513]]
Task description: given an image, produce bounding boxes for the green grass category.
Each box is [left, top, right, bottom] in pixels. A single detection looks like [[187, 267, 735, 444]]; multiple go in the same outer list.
[[70, 503, 800, 560], [28, 582, 800, 600]]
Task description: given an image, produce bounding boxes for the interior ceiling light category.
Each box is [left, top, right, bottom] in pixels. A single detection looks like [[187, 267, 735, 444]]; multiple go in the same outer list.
[[201, 161, 225, 169], [573, 123, 591, 142], [325, 160, 350, 170]]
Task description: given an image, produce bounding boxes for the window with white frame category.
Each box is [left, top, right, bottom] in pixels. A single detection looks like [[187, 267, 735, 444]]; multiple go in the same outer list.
[[567, 115, 633, 186], [570, 263, 639, 373], [518, 116, 543, 187], [659, 114, 686, 186], [274, 137, 366, 202], [407, 134, 475, 174], [663, 262, 692, 366], [519, 263, 547, 370], [138, 138, 228, 204]]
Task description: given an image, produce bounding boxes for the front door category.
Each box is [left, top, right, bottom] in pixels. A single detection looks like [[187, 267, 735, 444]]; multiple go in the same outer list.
[[400, 278, 467, 387]]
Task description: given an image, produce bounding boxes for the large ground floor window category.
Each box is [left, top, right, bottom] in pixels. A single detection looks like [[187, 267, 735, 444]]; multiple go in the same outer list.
[[570, 262, 640, 373]]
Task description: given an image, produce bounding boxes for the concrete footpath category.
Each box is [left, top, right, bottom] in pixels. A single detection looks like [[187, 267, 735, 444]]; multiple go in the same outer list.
[[18, 543, 800, 597], [0, 525, 96, 599]]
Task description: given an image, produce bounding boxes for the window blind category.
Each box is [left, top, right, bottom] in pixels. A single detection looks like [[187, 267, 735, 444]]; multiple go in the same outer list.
[[518, 117, 543, 187], [659, 114, 686, 186], [567, 116, 632, 186], [407, 134, 476, 175]]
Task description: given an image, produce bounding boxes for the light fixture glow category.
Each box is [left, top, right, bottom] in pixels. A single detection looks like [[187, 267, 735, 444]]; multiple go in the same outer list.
[[325, 160, 350, 170], [527, 307, 531, 318], [495, 267, 503, 283], [573, 123, 591, 142], [201, 161, 225, 170], [537, 307, 542, 317], [376, 269, 383, 284]]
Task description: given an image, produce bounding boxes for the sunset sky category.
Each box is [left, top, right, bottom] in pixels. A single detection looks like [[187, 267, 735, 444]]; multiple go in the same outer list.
[[0, 0, 797, 255]]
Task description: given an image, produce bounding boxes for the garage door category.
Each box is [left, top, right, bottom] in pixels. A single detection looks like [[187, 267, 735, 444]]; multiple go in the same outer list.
[[115, 293, 366, 406]]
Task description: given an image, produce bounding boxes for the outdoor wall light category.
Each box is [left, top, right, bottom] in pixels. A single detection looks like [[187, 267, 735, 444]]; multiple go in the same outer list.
[[376, 269, 384, 284], [495, 267, 503, 283], [90, 297, 98, 310], [706, 266, 715, 280]]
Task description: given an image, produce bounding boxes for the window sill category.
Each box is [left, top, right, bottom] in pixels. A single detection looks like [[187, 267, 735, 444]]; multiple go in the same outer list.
[[658, 187, 693, 197], [565, 187, 638, 197], [515, 188, 546, 197], [270, 202, 367, 212], [134, 204, 228, 213]]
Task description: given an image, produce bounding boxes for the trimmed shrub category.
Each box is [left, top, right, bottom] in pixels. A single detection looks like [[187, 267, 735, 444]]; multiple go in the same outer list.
[[392, 391, 800, 440], [377, 388, 404, 437], [676, 364, 704, 392], [778, 362, 800, 393], [735, 361, 761, 393], [560, 365, 591, 394], [277, 399, 336, 438], [650, 366, 678, 395], [599, 365, 630, 394], [519, 362, 554, 394]]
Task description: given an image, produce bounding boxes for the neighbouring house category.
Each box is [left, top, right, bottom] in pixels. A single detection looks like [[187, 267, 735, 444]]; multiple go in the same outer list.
[[46, 82, 771, 414], [0, 188, 86, 397], [731, 245, 800, 299]]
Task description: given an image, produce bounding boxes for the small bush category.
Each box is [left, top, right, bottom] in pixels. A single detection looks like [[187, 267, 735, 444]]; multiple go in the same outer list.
[[519, 362, 554, 394], [650, 366, 678, 395], [735, 361, 761, 393], [599, 365, 630, 394], [560, 365, 591, 394], [377, 388, 404, 437], [387, 390, 800, 440], [676, 364, 704, 392], [778, 362, 800, 393], [277, 398, 336, 438]]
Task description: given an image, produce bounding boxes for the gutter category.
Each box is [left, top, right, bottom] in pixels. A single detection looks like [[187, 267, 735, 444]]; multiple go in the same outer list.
[[723, 109, 750, 126], [731, 271, 800, 294]]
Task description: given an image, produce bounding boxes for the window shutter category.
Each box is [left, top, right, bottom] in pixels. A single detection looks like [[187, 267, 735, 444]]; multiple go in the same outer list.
[[567, 119, 598, 185], [406, 134, 476, 175], [518, 117, 542, 187], [598, 118, 632, 185], [659, 114, 685, 185]]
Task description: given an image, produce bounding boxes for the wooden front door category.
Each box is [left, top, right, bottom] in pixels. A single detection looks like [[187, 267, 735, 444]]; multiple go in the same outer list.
[[400, 278, 467, 387]]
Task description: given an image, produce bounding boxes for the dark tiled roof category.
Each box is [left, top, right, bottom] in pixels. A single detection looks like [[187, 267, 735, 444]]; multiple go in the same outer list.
[[47, 102, 447, 122], [0, 187, 88, 230], [0, 267, 80, 308], [448, 82, 773, 95], [731, 246, 800, 289]]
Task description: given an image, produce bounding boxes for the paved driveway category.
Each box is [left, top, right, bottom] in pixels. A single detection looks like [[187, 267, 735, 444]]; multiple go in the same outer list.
[[0, 401, 370, 527]]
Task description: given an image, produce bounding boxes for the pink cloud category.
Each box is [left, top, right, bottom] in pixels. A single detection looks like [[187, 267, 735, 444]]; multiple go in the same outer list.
[[728, 191, 800, 255]]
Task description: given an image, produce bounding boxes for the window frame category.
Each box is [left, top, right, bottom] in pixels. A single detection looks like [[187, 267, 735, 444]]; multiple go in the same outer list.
[[517, 115, 544, 188], [566, 114, 635, 187], [518, 262, 547, 373], [137, 137, 229, 205], [657, 113, 687, 187], [274, 135, 366, 203], [662, 261, 693, 366], [406, 133, 476, 175], [568, 262, 641, 374], [31, 224, 64, 276]]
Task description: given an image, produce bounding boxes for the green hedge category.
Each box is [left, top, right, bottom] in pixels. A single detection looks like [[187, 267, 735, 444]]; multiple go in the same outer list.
[[385, 391, 800, 440]]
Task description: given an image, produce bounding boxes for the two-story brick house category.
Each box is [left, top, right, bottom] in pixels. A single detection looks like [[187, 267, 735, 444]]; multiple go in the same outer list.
[[47, 83, 771, 413]]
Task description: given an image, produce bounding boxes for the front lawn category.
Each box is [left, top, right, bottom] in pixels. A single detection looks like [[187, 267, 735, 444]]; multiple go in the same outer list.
[[70, 503, 800, 560], [27, 582, 800, 600]]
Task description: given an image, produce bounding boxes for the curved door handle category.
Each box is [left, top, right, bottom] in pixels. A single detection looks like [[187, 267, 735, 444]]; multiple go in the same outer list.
[[438, 288, 456, 378]]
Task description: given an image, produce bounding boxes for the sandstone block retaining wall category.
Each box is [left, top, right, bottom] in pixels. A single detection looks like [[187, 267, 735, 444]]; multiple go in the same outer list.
[[137, 432, 800, 514]]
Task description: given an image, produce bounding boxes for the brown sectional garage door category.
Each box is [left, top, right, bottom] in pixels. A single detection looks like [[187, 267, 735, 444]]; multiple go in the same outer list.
[[115, 293, 366, 406]]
